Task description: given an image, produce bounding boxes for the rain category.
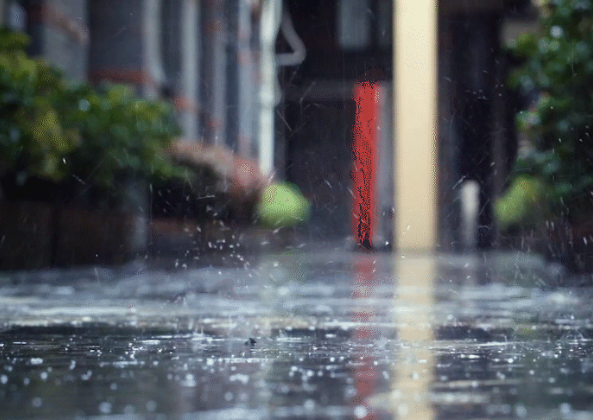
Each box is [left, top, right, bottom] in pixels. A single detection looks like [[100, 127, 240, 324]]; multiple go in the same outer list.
[[2, 0, 593, 419]]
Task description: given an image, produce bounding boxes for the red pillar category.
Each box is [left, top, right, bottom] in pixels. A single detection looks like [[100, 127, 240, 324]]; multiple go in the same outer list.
[[352, 80, 379, 249]]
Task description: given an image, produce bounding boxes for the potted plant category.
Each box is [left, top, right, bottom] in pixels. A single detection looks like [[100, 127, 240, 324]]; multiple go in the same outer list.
[[0, 27, 184, 268]]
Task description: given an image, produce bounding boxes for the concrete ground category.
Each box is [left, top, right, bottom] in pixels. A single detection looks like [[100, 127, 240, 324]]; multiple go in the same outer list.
[[0, 247, 592, 419]]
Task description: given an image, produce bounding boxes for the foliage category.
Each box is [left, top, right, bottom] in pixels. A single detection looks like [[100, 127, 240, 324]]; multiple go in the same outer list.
[[0, 27, 183, 196], [54, 83, 183, 189], [494, 175, 544, 229], [508, 0, 593, 219], [256, 182, 310, 228], [0, 28, 78, 182]]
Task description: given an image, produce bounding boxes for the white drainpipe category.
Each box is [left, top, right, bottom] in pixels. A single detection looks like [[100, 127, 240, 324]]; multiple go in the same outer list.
[[258, 0, 282, 177], [142, 0, 166, 98]]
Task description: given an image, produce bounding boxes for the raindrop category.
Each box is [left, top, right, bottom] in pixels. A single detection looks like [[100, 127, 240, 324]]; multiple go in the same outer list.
[[229, 374, 249, 385], [98, 401, 112, 414], [550, 25, 563, 38], [560, 403, 571, 415], [515, 404, 527, 418], [123, 405, 136, 414], [78, 99, 91, 111], [344, 385, 357, 398]]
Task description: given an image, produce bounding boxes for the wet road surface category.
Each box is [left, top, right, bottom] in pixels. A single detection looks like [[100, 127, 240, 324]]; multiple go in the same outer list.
[[1, 248, 593, 419]]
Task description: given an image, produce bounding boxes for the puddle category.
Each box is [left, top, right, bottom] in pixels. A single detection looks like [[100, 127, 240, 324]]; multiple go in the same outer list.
[[0, 251, 592, 419]]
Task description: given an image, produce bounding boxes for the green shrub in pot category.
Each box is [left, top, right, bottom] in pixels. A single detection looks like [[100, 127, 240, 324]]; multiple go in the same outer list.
[[0, 26, 184, 204]]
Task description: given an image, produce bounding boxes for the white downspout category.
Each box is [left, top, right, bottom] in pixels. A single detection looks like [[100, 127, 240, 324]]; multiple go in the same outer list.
[[142, 0, 166, 98], [258, 0, 282, 177], [180, 0, 198, 139]]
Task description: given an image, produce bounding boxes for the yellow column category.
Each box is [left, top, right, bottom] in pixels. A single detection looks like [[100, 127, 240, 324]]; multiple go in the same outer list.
[[393, 0, 438, 251]]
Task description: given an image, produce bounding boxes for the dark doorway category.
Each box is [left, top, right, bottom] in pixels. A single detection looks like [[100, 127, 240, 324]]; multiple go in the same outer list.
[[285, 100, 356, 241]]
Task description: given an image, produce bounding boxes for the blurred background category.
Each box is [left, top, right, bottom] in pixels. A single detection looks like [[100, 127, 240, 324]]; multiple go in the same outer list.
[[0, 0, 591, 273], [4, 2, 593, 419]]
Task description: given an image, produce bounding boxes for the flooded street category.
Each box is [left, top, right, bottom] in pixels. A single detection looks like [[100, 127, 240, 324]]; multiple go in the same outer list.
[[1, 248, 593, 419]]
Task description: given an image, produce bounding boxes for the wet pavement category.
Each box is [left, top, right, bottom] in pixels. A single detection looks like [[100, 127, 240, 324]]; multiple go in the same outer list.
[[1, 247, 593, 419]]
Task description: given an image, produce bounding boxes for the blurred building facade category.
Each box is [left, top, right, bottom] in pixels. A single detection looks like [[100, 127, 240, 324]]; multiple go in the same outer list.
[[1, 0, 262, 157], [279, 0, 534, 250], [0, 0, 538, 252]]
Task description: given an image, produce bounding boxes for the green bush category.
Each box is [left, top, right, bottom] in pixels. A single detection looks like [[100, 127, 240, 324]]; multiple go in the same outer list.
[[508, 0, 593, 220], [494, 175, 544, 229], [0, 27, 183, 198], [54, 83, 183, 189], [0, 28, 78, 182]]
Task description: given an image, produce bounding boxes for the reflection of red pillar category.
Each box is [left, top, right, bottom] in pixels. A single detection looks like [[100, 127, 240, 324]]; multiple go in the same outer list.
[[352, 81, 378, 249], [351, 255, 379, 418]]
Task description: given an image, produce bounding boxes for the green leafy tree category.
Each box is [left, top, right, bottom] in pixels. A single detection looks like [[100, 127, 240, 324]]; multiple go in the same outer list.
[[509, 0, 593, 220]]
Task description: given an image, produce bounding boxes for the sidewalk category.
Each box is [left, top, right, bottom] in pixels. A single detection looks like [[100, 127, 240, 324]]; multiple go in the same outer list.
[[0, 248, 591, 419]]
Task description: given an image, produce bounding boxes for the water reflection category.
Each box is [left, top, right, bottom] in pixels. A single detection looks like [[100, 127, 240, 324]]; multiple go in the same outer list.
[[351, 254, 387, 419], [392, 255, 436, 420], [1, 251, 593, 418]]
